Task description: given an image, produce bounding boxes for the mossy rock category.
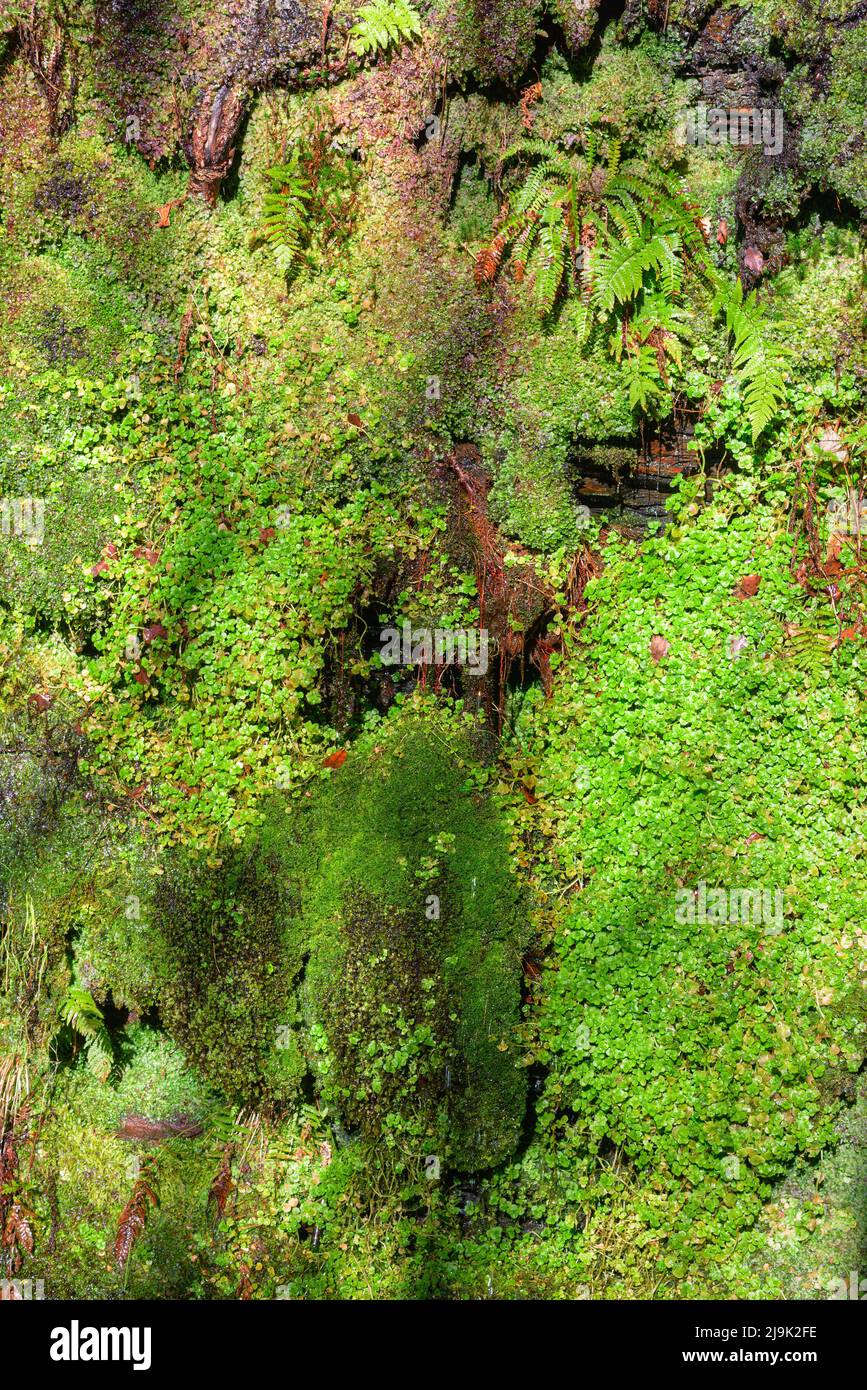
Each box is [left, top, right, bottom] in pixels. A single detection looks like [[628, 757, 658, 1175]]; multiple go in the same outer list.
[[149, 843, 308, 1108], [264, 704, 530, 1170]]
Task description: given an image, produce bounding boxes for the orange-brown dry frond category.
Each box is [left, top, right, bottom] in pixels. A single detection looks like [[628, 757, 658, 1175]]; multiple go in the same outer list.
[[520, 81, 542, 130], [115, 1162, 159, 1269], [474, 232, 506, 287]]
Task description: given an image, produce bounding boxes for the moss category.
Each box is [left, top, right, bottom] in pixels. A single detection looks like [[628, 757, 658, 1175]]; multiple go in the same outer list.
[[768, 228, 867, 377], [787, 19, 867, 216], [266, 701, 529, 1170], [485, 298, 634, 549], [27, 1026, 214, 1299], [442, 0, 542, 85], [149, 844, 308, 1107], [549, 0, 600, 53], [531, 33, 683, 154]]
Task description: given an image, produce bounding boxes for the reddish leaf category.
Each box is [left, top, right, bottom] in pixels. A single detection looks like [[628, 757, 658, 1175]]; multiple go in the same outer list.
[[102, 542, 119, 559], [347, 413, 363, 428], [742, 246, 765, 276], [29, 691, 52, 712], [142, 623, 168, 643], [716, 218, 729, 246], [735, 573, 761, 599], [132, 669, 150, 686], [133, 546, 159, 564], [323, 749, 347, 769], [208, 1148, 234, 1217], [115, 1167, 158, 1269], [744, 832, 766, 845], [91, 559, 110, 577], [259, 526, 276, 543], [649, 635, 669, 663], [826, 532, 844, 564]]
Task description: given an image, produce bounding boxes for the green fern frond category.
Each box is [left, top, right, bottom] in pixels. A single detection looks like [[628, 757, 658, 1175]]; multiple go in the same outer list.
[[350, 0, 421, 57], [779, 625, 837, 679], [620, 343, 664, 411], [594, 229, 672, 310], [261, 156, 312, 276], [712, 277, 789, 441], [508, 164, 559, 220], [533, 202, 568, 314], [502, 138, 564, 165], [58, 986, 113, 1082], [604, 191, 643, 245]]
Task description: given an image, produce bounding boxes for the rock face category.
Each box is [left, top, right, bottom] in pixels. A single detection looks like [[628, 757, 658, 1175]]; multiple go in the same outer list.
[[182, 0, 320, 202], [184, 83, 247, 205], [570, 413, 711, 525]]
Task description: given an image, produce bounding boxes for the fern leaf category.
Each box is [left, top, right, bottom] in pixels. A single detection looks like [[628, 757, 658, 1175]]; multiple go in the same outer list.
[[712, 277, 789, 440], [533, 203, 567, 315], [595, 230, 670, 310], [115, 1161, 159, 1270], [350, 1, 421, 57], [58, 986, 113, 1082]]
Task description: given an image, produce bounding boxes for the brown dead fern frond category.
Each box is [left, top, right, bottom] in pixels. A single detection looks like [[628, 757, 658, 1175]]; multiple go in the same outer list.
[[114, 1159, 159, 1270]]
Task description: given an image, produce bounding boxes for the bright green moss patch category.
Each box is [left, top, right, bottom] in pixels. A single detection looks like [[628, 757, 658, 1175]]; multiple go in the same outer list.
[[266, 703, 529, 1170]]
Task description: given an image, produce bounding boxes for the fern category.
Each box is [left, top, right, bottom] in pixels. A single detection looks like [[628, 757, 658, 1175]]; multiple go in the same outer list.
[[620, 343, 665, 412], [58, 985, 113, 1082], [476, 130, 788, 434], [115, 1157, 159, 1270], [535, 202, 568, 314], [778, 624, 837, 680], [262, 154, 311, 276], [712, 277, 789, 442], [349, 0, 421, 57], [593, 227, 673, 311]]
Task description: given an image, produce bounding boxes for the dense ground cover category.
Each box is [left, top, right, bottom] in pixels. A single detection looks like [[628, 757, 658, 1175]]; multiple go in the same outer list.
[[0, 0, 865, 1300]]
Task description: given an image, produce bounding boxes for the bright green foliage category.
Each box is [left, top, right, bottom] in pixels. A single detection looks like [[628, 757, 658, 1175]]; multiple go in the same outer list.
[[1, 0, 866, 1306], [519, 495, 867, 1266], [485, 135, 789, 434], [261, 154, 311, 276], [57, 986, 114, 1083], [349, 0, 421, 57], [712, 277, 790, 442]]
